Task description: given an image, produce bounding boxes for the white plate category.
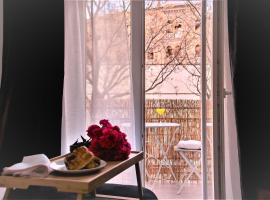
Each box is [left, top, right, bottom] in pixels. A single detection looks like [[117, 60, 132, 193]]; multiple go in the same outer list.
[[50, 157, 107, 174]]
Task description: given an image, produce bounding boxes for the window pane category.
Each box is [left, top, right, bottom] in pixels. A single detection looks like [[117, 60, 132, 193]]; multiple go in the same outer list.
[[145, 1, 204, 199]]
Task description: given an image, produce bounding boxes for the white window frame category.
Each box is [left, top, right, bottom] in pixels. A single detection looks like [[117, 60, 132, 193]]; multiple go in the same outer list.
[[131, 0, 145, 185], [212, 0, 226, 198], [131, 0, 145, 152]]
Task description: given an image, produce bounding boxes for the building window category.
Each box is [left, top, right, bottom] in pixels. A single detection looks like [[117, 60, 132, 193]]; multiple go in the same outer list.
[[174, 45, 180, 56], [195, 44, 201, 56], [175, 23, 182, 29], [175, 23, 182, 38], [195, 20, 200, 30], [147, 51, 154, 60], [167, 19, 173, 24], [166, 46, 173, 57]]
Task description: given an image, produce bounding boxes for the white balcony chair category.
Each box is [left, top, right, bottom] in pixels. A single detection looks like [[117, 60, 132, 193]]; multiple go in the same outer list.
[[174, 140, 201, 194]]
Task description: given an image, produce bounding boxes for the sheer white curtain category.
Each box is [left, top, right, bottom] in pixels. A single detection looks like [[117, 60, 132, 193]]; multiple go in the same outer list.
[[62, 0, 86, 154], [86, 1, 137, 184], [85, 1, 136, 150], [63, 0, 137, 184], [224, 0, 242, 198]]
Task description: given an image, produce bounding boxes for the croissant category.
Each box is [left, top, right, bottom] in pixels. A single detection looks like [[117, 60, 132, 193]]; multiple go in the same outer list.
[[64, 146, 94, 170], [84, 157, 101, 169]]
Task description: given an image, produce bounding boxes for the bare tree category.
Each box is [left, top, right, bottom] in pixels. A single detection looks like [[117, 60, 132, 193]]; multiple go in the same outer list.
[[145, 0, 212, 98], [85, 0, 130, 98], [85, 0, 132, 122], [85, 0, 212, 102]]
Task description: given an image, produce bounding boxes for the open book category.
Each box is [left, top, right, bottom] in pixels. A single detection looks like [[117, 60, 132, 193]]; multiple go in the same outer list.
[[2, 154, 52, 177]]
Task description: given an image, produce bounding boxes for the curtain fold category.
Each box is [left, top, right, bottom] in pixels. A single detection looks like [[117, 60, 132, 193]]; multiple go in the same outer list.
[[62, 0, 86, 154], [227, 0, 238, 77], [224, 1, 241, 198], [0, 0, 2, 86], [63, 0, 137, 184], [229, 0, 270, 198], [0, 0, 64, 169], [224, 0, 242, 199], [63, 0, 136, 152]]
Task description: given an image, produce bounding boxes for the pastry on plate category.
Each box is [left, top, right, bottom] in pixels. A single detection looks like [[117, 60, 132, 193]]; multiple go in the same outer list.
[[64, 146, 94, 170], [84, 157, 101, 169]]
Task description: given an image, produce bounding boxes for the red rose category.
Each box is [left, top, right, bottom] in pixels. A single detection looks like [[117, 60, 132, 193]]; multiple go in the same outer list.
[[89, 138, 103, 158], [99, 119, 112, 128], [113, 126, 120, 132], [99, 133, 116, 149], [87, 119, 131, 161], [87, 125, 102, 138]]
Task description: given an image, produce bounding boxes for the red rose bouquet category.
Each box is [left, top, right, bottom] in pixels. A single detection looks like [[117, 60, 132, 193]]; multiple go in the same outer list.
[[86, 119, 131, 161]]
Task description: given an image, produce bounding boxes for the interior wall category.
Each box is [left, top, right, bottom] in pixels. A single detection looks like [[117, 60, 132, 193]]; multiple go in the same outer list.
[[0, 0, 64, 169], [233, 0, 270, 198]]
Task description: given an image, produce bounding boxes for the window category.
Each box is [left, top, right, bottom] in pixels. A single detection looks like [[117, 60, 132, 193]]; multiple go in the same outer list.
[[175, 23, 182, 38], [166, 46, 173, 57], [65, 0, 217, 198], [167, 19, 173, 24], [195, 44, 201, 56], [175, 23, 182, 29], [195, 19, 200, 30], [147, 51, 154, 60]]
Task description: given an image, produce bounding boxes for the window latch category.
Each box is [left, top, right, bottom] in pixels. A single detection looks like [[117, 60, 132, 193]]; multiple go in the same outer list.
[[223, 88, 232, 98]]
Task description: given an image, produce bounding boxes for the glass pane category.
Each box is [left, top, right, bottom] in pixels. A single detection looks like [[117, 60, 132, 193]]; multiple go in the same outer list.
[[145, 1, 204, 199]]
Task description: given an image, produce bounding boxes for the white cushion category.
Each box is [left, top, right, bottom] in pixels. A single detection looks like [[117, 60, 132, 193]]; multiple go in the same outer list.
[[176, 140, 201, 150]]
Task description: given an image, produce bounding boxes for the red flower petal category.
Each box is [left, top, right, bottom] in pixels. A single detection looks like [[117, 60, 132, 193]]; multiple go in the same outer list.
[[99, 119, 112, 128], [87, 120, 131, 161], [87, 124, 102, 139]]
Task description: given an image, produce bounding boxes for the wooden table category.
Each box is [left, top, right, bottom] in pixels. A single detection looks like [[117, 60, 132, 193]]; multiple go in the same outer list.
[[0, 151, 144, 200]]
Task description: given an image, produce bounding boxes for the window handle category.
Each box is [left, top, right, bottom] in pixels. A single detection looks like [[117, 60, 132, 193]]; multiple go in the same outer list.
[[223, 88, 232, 98]]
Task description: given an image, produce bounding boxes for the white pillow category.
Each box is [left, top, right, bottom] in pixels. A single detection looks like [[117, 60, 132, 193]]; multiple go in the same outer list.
[[176, 140, 201, 150]]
